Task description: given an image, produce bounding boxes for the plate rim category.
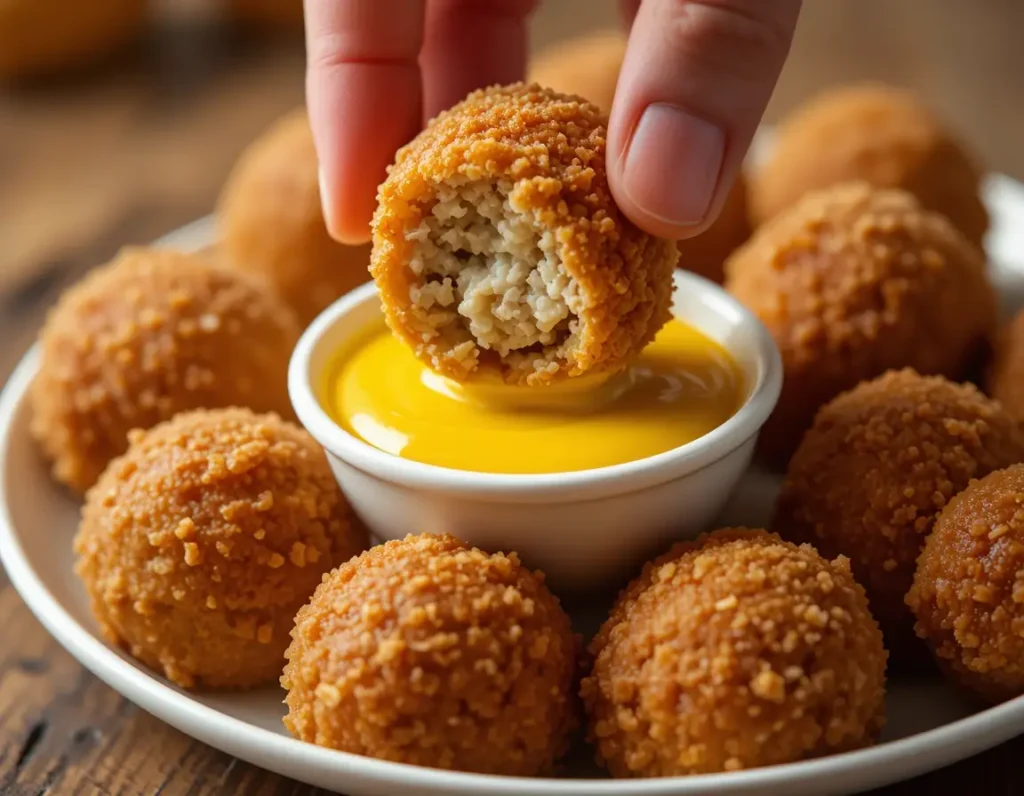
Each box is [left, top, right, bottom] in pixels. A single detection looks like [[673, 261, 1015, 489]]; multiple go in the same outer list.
[[2, 211, 1024, 796]]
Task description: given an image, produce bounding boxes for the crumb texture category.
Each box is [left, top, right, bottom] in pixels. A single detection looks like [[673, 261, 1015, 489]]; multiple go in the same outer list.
[[907, 464, 1024, 703], [726, 182, 995, 467], [74, 408, 367, 689], [30, 247, 300, 493], [581, 528, 887, 777], [217, 108, 370, 325], [529, 39, 749, 284], [751, 83, 988, 246], [371, 82, 677, 386], [774, 369, 1024, 649], [527, 31, 626, 114], [282, 533, 579, 775]]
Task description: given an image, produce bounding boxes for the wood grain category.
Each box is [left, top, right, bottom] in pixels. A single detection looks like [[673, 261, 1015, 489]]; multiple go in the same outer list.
[[1, 1, 1023, 793]]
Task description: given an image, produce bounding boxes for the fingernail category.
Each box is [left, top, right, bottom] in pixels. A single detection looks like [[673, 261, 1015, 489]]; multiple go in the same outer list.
[[622, 103, 725, 226], [318, 166, 335, 228]]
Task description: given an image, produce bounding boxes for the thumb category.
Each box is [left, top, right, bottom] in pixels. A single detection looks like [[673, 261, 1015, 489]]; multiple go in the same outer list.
[[607, 0, 801, 240]]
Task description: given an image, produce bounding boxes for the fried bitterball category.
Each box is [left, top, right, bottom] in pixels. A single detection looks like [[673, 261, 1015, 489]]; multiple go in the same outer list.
[[752, 84, 989, 247], [726, 182, 996, 467], [985, 309, 1024, 424], [371, 83, 677, 386], [582, 528, 886, 777], [218, 109, 371, 325], [907, 464, 1024, 703], [0, 0, 146, 81], [31, 247, 300, 493], [282, 533, 579, 775], [775, 370, 1024, 649], [529, 34, 750, 284], [75, 408, 367, 689]]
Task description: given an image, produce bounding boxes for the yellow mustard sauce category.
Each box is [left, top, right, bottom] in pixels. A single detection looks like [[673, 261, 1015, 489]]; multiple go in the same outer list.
[[323, 319, 745, 474]]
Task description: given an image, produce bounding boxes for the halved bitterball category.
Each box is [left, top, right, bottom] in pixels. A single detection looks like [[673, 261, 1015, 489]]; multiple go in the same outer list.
[[371, 83, 678, 386]]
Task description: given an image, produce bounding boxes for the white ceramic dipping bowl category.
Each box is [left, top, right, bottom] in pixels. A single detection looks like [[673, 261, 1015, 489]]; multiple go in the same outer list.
[[289, 270, 782, 590]]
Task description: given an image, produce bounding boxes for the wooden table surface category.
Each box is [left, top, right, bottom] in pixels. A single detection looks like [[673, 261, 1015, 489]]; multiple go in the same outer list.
[[1, 1, 1023, 793]]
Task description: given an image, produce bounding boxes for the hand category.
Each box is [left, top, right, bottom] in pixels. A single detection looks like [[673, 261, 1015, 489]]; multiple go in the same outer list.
[[305, 0, 802, 245]]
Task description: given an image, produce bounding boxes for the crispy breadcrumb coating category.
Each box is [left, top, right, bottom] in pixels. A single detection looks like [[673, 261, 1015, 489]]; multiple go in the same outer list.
[[529, 37, 749, 284], [0, 0, 146, 81], [726, 182, 996, 468], [985, 309, 1024, 424], [775, 370, 1024, 651], [907, 464, 1024, 703], [218, 109, 371, 325], [30, 247, 300, 493], [371, 83, 677, 386], [528, 30, 627, 116], [282, 533, 579, 775], [75, 408, 367, 689], [751, 84, 989, 247], [582, 528, 886, 777]]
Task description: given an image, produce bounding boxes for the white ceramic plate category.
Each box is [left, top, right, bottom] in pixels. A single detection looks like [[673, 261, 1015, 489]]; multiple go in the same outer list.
[[4, 176, 1024, 796]]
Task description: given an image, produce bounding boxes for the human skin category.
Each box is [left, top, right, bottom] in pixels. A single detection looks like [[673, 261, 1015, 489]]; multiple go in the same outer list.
[[303, 0, 802, 245]]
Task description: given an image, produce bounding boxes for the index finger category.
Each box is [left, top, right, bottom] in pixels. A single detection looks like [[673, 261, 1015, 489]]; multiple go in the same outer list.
[[305, 0, 425, 244]]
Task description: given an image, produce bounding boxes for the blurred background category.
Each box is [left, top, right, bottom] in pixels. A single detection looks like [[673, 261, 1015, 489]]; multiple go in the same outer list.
[[2, 0, 1022, 383]]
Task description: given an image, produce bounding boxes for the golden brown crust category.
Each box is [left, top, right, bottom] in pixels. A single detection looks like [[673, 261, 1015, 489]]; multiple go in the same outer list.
[[371, 82, 677, 386], [527, 31, 627, 115], [218, 109, 371, 325], [751, 83, 989, 247], [726, 182, 996, 468], [0, 0, 146, 81], [530, 38, 749, 285], [907, 464, 1024, 703], [774, 369, 1024, 650], [30, 247, 300, 493], [985, 310, 1024, 424], [582, 528, 887, 777], [282, 533, 579, 775], [74, 408, 367, 690]]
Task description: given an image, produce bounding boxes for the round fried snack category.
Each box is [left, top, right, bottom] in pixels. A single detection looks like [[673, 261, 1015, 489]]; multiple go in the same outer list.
[[75, 408, 367, 690], [726, 182, 996, 468], [30, 247, 300, 493], [582, 528, 886, 777], [0, 0, 146, 81], [282, 533, 579, 775], [371, 83, 678, 386], [774, 370, 1024, 649], [751, 84, 988, 247], [218, 109, 371, 325], [985, 309, 1024, 424], [529, 37, 750, 284], [907, 464, 1024, 703]]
